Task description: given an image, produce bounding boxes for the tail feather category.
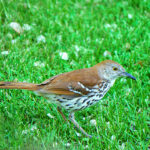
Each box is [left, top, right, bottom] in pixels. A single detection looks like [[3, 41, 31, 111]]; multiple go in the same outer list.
[[0, 82, 39, 91]]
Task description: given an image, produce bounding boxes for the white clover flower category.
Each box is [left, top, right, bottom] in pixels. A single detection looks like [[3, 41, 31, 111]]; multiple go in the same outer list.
[[1, 51, 9, 55], [37, 35, 46, 43], [23, 24, 31, 31], [104, 23, 111, 28], [30, 125, 37, 131], [126, 88, 131, 96], [34, 61, 45, 67], [90, 119, 97, 126], [119, 143, 125, 150], [106, 122, 110, 128], [85, 145, 89, 149], [74, 45, 80, 51], [22, 129, 28, 135], [111, 135, 116, 140], [112, 23, 117, 29], [59, 52, 68, 60], [65, 143, 71, 147], [145, 97, 149, 102], [103, 51, 111, 57], [11, 39, 17, 44], [9, 22, 23, 33], [128, 14, 133, 19], [57, 35, 62, 41], [47, 113, 54, 118], [76, 132, 81, 137]]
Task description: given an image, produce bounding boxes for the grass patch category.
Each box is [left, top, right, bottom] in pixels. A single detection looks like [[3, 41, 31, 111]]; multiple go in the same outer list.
[[0, 0, 149, 149]]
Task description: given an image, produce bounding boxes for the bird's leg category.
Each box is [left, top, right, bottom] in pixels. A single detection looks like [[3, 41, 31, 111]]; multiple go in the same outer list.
[[57, 106, 67, 122], [69, 112, 92, 138]]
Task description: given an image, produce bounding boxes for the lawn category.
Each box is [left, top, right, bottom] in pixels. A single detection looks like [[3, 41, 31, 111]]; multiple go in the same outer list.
[[0, 0, 149, 149]]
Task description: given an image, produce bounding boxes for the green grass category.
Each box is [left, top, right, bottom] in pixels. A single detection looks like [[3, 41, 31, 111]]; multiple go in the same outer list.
[[0, 0, 149, 149]]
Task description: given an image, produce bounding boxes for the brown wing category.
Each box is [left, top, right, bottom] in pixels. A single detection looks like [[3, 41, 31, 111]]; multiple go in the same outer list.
[[37, 67, 100, 96]]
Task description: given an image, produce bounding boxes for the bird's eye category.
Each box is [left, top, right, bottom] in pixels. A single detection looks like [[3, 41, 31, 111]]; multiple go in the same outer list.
[[113, 67, 118, 71]]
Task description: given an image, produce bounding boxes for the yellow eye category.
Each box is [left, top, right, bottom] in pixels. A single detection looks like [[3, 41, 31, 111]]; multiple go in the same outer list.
[[113, 67, 118, 71]]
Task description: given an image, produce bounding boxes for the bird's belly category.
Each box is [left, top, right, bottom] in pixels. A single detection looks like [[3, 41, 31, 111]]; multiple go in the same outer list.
[[46, 90, 109, 112], [38, 82, 111, 112]]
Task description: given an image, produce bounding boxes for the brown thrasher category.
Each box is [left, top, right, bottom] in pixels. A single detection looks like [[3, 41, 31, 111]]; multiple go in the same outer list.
[[0, 60, 136, 138]]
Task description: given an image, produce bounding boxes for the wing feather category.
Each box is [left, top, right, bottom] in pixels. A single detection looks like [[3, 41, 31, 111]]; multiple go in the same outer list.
[[37, 67, 101, 96]]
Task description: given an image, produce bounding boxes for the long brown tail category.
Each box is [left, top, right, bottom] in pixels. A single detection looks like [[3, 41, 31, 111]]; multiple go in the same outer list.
[[0, 81, 39, 91]]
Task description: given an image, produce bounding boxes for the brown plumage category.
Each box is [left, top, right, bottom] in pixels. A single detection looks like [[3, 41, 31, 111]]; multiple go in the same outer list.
[[0, 60, 136, 138], [0, 82, 38, 91], [38, 66, 100, 95]]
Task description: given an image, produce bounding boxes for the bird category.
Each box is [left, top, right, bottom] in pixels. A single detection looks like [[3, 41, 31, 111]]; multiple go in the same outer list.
[[0, 60, 136, 138]]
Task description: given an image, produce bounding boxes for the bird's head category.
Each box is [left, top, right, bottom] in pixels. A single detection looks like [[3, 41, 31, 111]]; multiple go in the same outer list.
[[95, 60, 136, 82]]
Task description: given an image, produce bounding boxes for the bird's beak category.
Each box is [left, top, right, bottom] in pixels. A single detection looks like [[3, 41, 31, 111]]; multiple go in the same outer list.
[[122, 72, 136, 80]]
